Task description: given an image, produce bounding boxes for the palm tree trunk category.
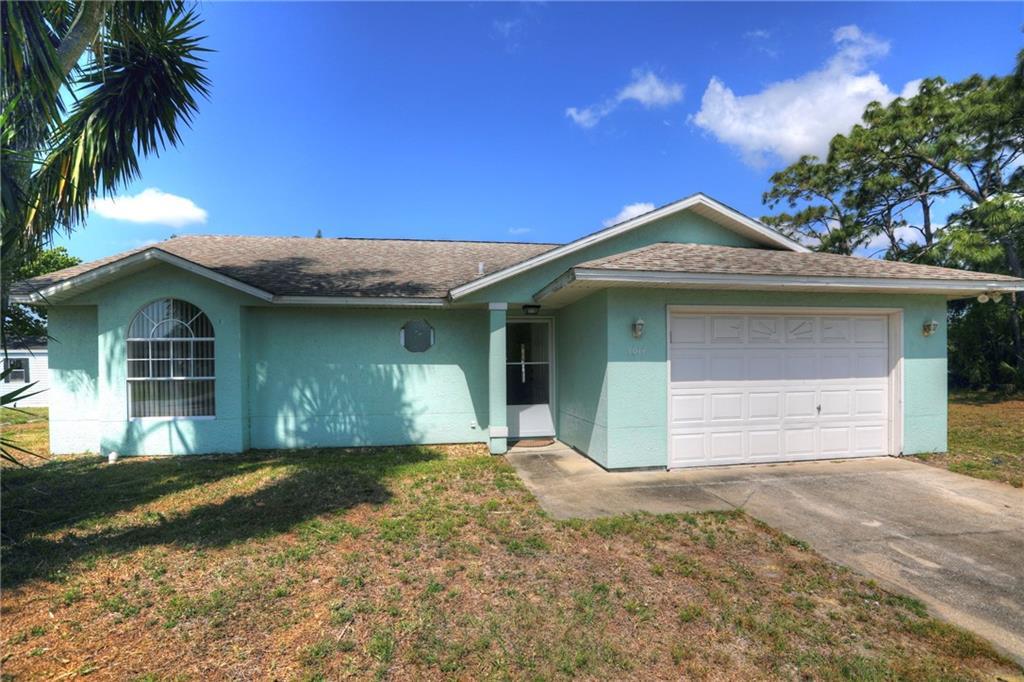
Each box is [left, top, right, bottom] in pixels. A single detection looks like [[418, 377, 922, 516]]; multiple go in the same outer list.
[[56, 1, 107, 79]]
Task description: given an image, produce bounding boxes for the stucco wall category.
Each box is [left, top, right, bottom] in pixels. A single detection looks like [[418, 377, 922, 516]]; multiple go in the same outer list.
[[246, 307, 489, 449], [600, 289, 948, 469], [555, 291, 609, 466], [47, 306, 100, 454], [54, 263, 260, 455]]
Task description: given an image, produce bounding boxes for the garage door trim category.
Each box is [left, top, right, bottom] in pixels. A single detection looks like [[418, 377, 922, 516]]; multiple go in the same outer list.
[[664, 305, 904, 468]]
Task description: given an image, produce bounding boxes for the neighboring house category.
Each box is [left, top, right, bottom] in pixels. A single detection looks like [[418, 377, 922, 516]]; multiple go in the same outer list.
[[10, 193, 1024, 469], [3, 337, 49, 408]]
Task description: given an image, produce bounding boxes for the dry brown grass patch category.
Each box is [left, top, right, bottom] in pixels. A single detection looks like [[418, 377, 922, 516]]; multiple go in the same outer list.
[[2, 444, 1018, 680]]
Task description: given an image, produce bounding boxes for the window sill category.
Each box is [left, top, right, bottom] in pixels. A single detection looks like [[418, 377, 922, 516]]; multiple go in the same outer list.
[[128, 416, 217, 422]]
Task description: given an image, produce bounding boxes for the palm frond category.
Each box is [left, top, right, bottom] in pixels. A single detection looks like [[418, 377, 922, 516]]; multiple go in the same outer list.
[[23, 4, 211, 239]]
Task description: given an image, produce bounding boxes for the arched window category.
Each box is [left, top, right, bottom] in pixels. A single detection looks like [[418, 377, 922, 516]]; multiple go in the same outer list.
[[127, 299, 215, 418]]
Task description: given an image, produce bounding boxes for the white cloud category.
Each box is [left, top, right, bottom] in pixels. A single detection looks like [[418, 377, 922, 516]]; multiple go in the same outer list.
[[693, 25, 918, 166], [491, 18, 525, 51], [507, 227, 532, 236], [566, 69, 683, 129], [92, 188, 207, 228], [604, 202, 655, 227], [744, 28, 778, 58], [863, 225, 927, 253], [492, 18, 521, 39]]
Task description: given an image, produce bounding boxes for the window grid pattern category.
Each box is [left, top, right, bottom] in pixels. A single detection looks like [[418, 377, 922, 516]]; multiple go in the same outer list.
[[4, 358, 29, 383], [127, 299, 215, 418]]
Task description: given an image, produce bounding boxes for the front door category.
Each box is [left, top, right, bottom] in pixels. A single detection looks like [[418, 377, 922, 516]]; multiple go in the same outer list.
[[506, 320, 554, 438]]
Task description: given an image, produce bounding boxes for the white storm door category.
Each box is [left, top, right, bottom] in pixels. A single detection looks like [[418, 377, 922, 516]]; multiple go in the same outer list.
[[506, 320, 555, 438], [669, 312, 891, 468]]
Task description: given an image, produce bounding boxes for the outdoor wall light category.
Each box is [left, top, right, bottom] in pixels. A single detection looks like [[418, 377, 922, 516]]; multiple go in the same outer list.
[[977, 291, 1006, 304], [922, 320, 939, 337], [522, 304, 541, 316], [632, 318, 645, 339]]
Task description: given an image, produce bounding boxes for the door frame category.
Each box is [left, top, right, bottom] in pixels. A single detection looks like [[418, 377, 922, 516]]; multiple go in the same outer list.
[[664, 305, 904, 468], [506, 315, 556, 438]]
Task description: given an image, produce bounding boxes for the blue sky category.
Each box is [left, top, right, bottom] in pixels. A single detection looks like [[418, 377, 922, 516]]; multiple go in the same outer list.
[[57, 2, 1023, 262]]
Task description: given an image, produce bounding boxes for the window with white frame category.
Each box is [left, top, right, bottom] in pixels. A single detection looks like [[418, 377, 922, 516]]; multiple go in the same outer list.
[[3, 358, 29, 383], [127, 299, 215, 418]]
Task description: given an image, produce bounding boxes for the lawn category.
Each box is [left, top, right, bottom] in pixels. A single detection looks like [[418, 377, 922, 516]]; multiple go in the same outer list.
[[1, 411, 1019, 679], [914, 393, 1024, 487], [0, 406, 49, 463]]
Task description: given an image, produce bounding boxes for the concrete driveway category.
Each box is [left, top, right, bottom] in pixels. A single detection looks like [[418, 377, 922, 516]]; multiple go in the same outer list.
[[507, 444, 1024, 663]]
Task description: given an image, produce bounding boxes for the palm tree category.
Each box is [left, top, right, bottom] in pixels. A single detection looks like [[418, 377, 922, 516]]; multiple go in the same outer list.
[[1, 1, 210, 342]]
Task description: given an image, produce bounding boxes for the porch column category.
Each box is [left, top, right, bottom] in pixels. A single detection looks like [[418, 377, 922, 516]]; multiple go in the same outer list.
[[488, 302, 508, 454]]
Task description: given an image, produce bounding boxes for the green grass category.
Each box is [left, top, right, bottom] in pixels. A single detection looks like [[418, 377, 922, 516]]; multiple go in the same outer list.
[[0, 406, 48, 426], [914, 393, 1024, 487], [2, 443, 1017, 680], [1, 406, 50, 461]]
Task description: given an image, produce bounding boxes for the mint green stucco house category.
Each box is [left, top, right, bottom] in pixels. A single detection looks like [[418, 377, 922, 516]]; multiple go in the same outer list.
[[13, 194, 1024, 469]]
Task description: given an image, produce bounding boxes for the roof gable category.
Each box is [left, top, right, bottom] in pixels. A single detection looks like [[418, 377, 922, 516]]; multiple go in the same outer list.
[[10, 236, 556, 305], [534, 243, 1024, 305], [12, 248, 276, 304], [447, 193, 808, 300]]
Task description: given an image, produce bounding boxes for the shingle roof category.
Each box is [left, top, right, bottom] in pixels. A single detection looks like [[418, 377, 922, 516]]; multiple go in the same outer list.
[[576, 243, 1024, 282], [12, 235, 559, 299]]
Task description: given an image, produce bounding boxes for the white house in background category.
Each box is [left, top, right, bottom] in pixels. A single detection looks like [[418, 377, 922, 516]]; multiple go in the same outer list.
[[4, 337, 49, 408]]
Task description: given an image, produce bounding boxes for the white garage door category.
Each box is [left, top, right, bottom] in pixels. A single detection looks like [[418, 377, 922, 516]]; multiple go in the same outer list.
[[669, 312, 892, 468]]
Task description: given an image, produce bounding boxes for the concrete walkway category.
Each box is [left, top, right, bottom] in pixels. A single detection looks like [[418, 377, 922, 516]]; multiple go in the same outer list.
[[507, 443, 1024, 663]]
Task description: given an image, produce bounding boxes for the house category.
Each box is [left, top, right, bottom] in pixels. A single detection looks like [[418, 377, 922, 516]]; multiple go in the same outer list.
[[10, 193, 1024, 469], [3, 337, 50, 408]]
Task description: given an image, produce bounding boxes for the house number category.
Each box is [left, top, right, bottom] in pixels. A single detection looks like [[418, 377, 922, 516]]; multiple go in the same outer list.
[[629, 345, 647, 356]]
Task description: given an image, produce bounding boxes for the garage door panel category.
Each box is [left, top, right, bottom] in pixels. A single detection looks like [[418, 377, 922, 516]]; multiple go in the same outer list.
[[668, 312, 892, 468], [820, 317, 851, 343], [670, 353, 706, 382], [855, 352, 888, 378], [670, 394, 704, 423], [820, 352, 853, 379], [785, 354, 818, 380], [820, 427, 851, 454], [748, 392, 780, 419], [711, 317, 746, 343], [748, 352, 783, 380], [819, 390, 851, 417], [783, 428, 815, 455], [784, 392, 817, 418], [670, 316, 706, 344], [749, 317, 782, 342], [785, 317, 816, 342], [749, 430, 781, 458], [854, 317, 887, 344], [854, 389, 886, 416], [709, 432, 744, 459], [709, 393, 743, 421], [709, 355, 745, 381], [671, 433, 706, 465], [854, 425, 886, 453]]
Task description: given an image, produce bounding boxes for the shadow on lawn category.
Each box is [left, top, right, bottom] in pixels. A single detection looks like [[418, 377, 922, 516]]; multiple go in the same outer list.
[[1, 447, 441, 588]]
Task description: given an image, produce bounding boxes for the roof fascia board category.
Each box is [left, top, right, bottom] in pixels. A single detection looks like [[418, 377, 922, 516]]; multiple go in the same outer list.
[[271, 295, 447, 307], [10, 249, 275, 304], [449, 193, 807, 300], [534, 268, 1024, 301]]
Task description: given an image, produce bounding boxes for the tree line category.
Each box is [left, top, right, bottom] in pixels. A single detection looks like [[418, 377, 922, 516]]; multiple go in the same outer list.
[[762, 51, 1024, 390]]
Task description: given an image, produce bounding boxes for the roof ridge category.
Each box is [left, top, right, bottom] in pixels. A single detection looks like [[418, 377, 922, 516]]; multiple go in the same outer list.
[[167, 234, 562, 247]]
